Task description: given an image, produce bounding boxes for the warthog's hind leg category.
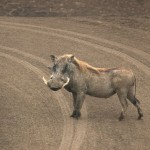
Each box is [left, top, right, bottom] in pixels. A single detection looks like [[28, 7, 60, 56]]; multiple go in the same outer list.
[[137, 104, 143, 120], [117, 89, 128, 121], [127, 86, 143, 120]]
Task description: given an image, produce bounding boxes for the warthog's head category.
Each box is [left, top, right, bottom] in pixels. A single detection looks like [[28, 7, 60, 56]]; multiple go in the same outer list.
[[43, 54, 74, 91]]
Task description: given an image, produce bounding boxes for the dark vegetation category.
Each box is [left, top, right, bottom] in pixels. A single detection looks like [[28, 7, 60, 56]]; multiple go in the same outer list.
[[0, 0, 149, 17]]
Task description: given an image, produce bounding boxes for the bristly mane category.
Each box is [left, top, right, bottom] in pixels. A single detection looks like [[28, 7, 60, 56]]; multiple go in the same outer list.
[[61, 55, 117, 74], [73, 57, 117, 74]]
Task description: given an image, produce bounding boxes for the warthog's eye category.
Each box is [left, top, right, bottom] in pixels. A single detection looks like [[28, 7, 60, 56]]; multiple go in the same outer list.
[[61, 77, 65, 82], [50, 76, 53, 79], [52, 64, 57, 72], [62, 64, 68, 74]]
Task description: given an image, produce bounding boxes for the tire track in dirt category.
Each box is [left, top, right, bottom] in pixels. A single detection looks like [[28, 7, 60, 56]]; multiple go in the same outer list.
[[0, 45, 48, 65], [0, 58, 49, 150], [70, 103, 88, 150], [0, 51, 74, 150], [0, 23, 150, 76], [0, 20, 149, 63], [0, 79, 61, 150], [0, 80, 36, 150]]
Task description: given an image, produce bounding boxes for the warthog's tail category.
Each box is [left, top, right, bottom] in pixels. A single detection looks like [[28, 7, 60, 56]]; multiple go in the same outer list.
[[134, 77, 140, 104]]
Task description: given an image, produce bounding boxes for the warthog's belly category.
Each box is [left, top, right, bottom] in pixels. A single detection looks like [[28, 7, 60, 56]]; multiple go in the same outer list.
[[87, 89, 116, 98], [85, 73, 116, 98], [86, 84, 116, 98]]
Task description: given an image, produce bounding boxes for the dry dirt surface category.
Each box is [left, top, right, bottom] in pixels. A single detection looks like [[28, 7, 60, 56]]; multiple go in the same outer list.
[[0, 17, 150, 150]]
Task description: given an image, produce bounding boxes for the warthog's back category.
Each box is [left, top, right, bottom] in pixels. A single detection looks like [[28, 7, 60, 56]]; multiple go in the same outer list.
[[85, 67, 134, 98], [111, 68, 135, 90]]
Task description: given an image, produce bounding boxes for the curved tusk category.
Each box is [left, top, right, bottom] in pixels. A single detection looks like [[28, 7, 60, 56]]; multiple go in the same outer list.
[[42, 76, 48, 85], [62, 77, 70, 88]]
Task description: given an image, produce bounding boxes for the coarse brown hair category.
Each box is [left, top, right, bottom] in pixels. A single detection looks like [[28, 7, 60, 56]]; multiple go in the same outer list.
[[60, 54, 117, 74], [73, 57, 117, 74]]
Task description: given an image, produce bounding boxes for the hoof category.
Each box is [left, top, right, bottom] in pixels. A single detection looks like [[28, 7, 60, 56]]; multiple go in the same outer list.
[[70, 114, 74, 117], [138, 113, 143, 120], [70, 110, 76, 118], [74, 115, 80, 120], [118, 113, 124, 121], [118, 116, 124, 121], [70, 114, 75, 117], [70, 110, 81, 119]]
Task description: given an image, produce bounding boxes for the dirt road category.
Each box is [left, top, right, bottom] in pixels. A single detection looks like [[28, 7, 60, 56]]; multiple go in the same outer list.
[[0, 17, 150, 150]]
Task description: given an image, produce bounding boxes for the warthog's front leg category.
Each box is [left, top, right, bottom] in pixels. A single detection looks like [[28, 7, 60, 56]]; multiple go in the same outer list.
[[70, 92, 85, 119], [70, 92, 77, 117]]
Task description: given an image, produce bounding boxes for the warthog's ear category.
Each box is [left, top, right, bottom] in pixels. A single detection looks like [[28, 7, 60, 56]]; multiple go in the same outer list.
[[50, 55, 57, 62], [68, 55, 75, 63]]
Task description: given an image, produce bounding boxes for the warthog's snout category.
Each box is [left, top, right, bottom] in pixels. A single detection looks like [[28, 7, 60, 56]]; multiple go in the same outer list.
[[50, 87, 61, 91], [42, 76, 70, 91]]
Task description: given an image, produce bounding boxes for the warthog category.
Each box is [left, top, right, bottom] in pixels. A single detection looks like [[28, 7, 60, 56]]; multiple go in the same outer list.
[[43, 54, 143, 120]]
